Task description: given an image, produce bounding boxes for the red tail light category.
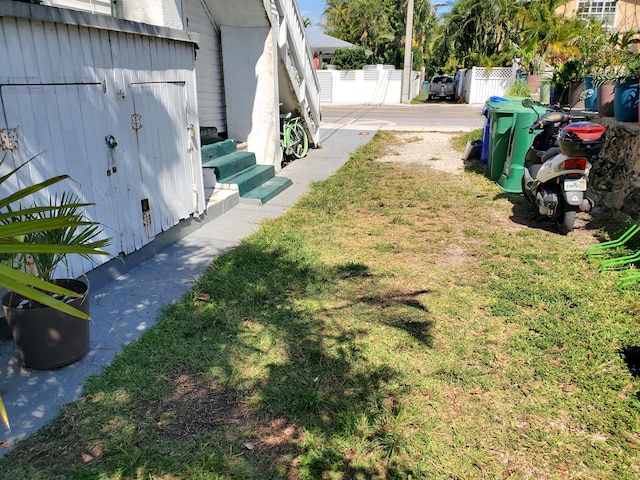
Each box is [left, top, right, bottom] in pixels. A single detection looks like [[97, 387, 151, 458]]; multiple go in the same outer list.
[[563, 158, 587, 170]]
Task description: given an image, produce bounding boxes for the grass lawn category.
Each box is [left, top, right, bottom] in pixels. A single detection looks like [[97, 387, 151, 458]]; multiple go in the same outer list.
[[410, 93, 428, 104], [2, 131, 640, 479]]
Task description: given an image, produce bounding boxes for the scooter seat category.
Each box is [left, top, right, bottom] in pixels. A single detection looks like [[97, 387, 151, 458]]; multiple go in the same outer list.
[[541, 147, 561, 163]]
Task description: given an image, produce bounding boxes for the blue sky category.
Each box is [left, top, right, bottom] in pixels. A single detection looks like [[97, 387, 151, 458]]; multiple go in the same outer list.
[[297, 0, 326, 27]]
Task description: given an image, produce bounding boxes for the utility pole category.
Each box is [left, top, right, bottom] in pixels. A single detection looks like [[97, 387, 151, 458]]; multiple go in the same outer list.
[[401, 0, 415, 104]]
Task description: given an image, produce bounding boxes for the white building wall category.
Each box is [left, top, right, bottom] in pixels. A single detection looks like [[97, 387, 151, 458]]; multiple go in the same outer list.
[[221, 25, 279, 167], [184, 0, 226, 133], [43, 0, 113, 15], [118, 0, 184, 30]]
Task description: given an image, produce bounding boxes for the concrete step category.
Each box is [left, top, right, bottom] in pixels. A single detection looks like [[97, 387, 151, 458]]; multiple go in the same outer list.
[[240, 176, 293, 205], [203, 151, 257, 181], [219, 164, 276, 195]]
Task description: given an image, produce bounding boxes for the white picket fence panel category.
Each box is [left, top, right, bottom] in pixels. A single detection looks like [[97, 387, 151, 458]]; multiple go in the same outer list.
[[459, 65, 518, 104]]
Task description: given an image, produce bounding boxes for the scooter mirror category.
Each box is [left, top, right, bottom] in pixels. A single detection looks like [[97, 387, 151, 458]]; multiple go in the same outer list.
[[522, 98, 534, 108]]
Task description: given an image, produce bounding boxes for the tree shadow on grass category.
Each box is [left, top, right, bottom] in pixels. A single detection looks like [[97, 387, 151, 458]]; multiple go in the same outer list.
[[620, 345, 640, 377], [0, 237, 434, 478]]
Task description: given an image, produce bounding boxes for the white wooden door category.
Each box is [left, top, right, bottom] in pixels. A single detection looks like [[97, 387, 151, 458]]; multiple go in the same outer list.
[[317, 71, 333, 103], [131, 82, 196, 240], [0, 84, 128, 273]]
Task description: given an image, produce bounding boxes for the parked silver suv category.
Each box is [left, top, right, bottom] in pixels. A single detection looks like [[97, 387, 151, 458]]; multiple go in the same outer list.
[[428, 74, 455, 100]]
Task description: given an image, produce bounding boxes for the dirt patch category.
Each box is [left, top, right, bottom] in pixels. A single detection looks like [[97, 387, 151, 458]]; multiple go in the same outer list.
[[153, 374, 303, 460], [378, 132, 466, 175], [377, 131, 608, 244]]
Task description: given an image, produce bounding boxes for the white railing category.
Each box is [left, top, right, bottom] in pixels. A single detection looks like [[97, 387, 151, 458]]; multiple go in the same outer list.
[[272, 0, 321, 146]]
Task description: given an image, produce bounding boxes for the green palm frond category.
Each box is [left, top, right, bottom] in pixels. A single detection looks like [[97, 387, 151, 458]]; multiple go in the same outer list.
[[0, 154, 111, 318]]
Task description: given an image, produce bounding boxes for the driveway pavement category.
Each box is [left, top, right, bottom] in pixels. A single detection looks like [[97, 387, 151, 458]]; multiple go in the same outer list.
[[0, 105, 480, 457]]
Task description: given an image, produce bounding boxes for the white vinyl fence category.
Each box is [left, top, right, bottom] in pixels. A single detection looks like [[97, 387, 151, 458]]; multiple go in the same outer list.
[[317, 66, 420, 104]]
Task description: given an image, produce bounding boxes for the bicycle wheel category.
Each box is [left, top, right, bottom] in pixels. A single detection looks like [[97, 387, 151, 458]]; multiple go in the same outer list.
[[278, 137, 284, 165], [291, 122, 308, 159]]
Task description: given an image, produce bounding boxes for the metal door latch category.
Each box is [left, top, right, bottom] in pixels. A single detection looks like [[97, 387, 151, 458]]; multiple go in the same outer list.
[[105, 135, 118, 176], [105, 135, 118, 149], [131, 114, 142, 130]]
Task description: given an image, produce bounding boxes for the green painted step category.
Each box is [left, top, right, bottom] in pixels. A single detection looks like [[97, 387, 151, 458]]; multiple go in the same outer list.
[[201, 139, 237, 159], [219, 165, 276, 195], [241, 177, 293, 205], [202, 151, 257, 180]]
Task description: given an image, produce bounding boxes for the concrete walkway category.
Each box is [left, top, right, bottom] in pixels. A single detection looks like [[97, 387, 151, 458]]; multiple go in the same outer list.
[[0, 124, 377, 456]]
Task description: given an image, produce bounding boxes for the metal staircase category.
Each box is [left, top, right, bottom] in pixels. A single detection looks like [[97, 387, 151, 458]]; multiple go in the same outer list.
[[272, 0, 321, 148]]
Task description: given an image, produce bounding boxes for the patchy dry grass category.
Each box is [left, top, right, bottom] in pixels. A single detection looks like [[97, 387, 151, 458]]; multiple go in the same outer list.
[[2, 131, 640, 479]]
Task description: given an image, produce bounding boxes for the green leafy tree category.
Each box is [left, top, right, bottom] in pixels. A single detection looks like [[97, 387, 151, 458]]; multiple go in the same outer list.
[[432, 0, 607, 70], [332, 47, 370, 69], [323, 0, 436, 68]]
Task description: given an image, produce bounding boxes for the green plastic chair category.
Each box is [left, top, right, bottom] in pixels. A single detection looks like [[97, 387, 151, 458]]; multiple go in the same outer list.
[[586, 220, 640, 258], [601, 248, 640, 271], [615, 271, 640, 290]]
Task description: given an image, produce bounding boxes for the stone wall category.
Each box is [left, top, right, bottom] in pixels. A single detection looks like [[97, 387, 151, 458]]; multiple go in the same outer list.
[[589, 117, 640, 218]]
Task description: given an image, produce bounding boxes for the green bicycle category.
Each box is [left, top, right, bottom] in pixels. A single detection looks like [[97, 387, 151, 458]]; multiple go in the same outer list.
[[279, 112, 308, 164]]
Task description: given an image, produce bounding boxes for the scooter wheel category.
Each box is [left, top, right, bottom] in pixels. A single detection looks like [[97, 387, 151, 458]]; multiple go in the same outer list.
[[556, 208, 577, 235]]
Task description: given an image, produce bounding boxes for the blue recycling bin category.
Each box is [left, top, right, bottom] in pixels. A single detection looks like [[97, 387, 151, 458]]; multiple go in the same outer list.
[[481, 97, 508, 164], [481, 106, 490, 164]]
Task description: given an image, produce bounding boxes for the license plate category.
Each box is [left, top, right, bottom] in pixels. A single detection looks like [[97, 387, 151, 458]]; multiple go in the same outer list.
[[564, 178, 587, 191]]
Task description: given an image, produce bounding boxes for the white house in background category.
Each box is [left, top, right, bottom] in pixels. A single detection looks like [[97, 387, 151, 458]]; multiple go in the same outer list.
[[0, 0, 320, 283], [306, 27, 360, 66]]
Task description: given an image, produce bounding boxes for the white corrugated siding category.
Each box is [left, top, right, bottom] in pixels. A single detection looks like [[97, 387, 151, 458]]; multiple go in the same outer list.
[[317, 70, 333, 103], [184, 0, 227, 133], [0, 16, 203, 277]]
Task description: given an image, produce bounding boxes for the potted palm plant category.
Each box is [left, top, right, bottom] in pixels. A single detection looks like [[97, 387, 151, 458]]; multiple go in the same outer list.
[[0, 156, 110, 371], [613, 50, 640, 122], [552, 58, 586, 108]]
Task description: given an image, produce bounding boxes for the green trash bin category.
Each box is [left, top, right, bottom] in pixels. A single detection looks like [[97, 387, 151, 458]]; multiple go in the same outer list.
[[486, 98, 539, 192], [421, 81, 429, 94], [498, 102, 538, 193], [539, 79, 551, 105], [486, 99, 517, 182]]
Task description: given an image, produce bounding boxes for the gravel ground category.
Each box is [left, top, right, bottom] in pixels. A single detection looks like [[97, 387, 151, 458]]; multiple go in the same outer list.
[[378, 132, 466, 175]]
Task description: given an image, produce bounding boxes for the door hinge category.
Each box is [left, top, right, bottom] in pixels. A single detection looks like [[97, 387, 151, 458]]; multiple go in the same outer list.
[[131, 114, 142, 130], [0, 128, 19, 151]]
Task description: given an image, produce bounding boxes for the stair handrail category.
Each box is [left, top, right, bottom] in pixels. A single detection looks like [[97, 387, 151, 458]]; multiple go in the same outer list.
[[272, 0, 321, 146]]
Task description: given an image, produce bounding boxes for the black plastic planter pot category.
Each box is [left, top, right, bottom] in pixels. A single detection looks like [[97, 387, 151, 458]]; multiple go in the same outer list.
[[2, 279, 90, 370]]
